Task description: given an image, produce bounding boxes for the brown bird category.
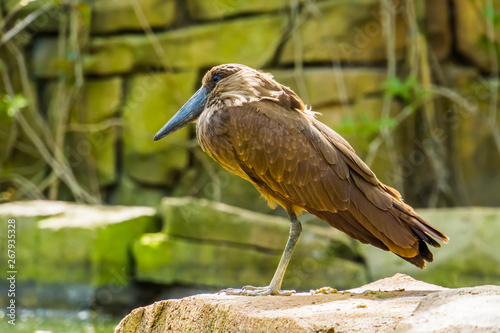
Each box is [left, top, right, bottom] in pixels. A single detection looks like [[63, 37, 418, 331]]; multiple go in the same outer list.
[[154, 64, 449, 296]]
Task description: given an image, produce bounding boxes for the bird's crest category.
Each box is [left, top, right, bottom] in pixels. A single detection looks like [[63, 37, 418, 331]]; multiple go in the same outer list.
[[202, 64, 316, 118]]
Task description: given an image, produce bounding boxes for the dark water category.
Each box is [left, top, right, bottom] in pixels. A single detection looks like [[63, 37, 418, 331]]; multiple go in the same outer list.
[[0, 309, 119, 333]]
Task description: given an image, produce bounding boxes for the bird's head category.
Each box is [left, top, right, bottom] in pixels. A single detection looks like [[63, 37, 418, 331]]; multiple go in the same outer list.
[[154, 63, 285, 141]]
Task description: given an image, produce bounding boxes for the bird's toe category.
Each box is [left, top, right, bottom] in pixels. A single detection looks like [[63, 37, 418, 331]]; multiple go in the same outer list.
[[219, 285, 295, 296]]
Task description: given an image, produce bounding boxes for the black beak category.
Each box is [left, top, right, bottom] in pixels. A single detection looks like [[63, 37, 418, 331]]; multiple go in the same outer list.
[[154, 86, 208, 141]]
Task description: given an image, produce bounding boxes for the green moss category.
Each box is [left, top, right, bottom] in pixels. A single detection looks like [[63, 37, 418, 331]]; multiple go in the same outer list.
[[88, 13, 285, 74], [124, 148, 189, 185], [84, 44, 135, 75], [122, 72, 197, 185], [134, 229, 367, 290], [110, 176, 166, 207], [134, 234, 281, 287], [35, 13, 286, 76], [133, 197, 368, 290], [160, 197, 290, 250], [64, 127, 118, 188], [91, 0, 176, 33], [280, 0, 407, 64], [186, 0, 291, 20], [272, 68, 386, 107], [0, 201, 157, 286], [82, 77, 123, 122]]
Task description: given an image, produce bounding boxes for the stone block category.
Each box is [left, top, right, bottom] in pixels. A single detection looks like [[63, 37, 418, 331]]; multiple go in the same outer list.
[[33, 37, 134, 78], [272, 67, 387, 107], [425, 0, 451, 60], [110, 176, 166, 207], [64, 128, 118, 187], [206, 166, 274, 213], [360, 207, 500, 288], [63, 77, 122, 187], [134, 233, 280, 287], [5, 0, 61, 33], [84, 41, 136, 76], [159, 197, 357, 255], [35, 13, 286, 76], [168, 156, 272, 213], [86, 13, 286, 74], [443, 65, 500, 206], [122, 71, 197, 185], [186, 0, 291, 20], [133, 197, 367, 290], [133, 233, 366, 291], [454, 0, 500, 72], [91, 0, 176, 33], [32, 38, 59, 79], [160, 197, 291, 251], [280, 0, 408, 64], [115, 277, 500, 333], [80, 77, 123, 122], [0, 201, 157, 287]]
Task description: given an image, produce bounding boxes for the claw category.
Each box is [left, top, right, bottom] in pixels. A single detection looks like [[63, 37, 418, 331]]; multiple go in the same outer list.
[[219, 285, 296, 296]]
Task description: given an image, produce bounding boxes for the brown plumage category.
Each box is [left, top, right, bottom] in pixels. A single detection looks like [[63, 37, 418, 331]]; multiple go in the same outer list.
[[155, 64, 448, 295]]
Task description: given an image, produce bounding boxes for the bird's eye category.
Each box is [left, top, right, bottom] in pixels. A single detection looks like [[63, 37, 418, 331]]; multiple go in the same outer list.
[[213, 75, 221, 83]]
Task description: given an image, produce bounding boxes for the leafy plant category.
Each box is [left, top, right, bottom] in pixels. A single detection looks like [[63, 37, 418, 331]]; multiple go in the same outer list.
[[382, 76, 417, 103], [484, 2, 500, 29], [0, 94, 28, 118], [335, 112, 397, 151]]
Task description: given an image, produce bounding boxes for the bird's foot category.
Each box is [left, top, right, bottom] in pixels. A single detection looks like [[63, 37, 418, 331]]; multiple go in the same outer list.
[[219, 285, 295, 296]]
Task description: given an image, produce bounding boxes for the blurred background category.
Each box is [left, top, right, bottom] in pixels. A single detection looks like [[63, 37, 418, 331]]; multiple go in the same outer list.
[[0, 0, 499, 331]]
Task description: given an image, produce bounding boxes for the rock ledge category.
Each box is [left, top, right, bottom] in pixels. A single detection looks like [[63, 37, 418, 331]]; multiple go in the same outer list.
[[114, 274, 500, 332]]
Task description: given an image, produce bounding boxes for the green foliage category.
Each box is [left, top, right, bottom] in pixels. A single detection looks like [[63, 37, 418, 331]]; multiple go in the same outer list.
[[335, 112, 397, 145], [484, 2, 500, 28], [382, 76, 417, 103], [0, 94, 29, 118], [477, 2, 500, 57], [77, 1, 92, 27]]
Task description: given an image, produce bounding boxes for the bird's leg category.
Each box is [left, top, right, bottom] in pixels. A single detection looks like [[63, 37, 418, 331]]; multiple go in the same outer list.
[[222, 211, 302, 296]]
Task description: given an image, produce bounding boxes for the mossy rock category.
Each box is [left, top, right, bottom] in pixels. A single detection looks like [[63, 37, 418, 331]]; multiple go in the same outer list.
[[159, 197, 357, 254], [5, 0, 61, 33], [186, 0, 294, 20], [109, 176, 166, 208], [91, 0, 176, 33], [85, 13, 286, 75], [79, 77, 123, 123], [280, 0, 408, 64], [454, 0, 500, 72], [64, 128, 118, 187], [134, 233, 280, 288], [0, 201, 157, 286], [133, 197, 367, 290], [133, 233, 366, 291], [272, 68, 386, 107], [444, 66, 500, 206], [122, 71, 197, 185], [35, 12, 285, 76]]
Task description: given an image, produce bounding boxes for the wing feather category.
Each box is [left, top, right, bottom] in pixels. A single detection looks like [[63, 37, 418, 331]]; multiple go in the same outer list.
[[222, 100, 446, 267]]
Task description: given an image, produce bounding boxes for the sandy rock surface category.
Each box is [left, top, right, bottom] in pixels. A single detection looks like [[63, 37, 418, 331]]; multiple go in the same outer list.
[[114, 273, 500, 332]]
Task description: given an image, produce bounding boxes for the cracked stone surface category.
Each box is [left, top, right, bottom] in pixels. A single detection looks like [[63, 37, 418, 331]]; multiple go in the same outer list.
[[114, 274, 500, 332]]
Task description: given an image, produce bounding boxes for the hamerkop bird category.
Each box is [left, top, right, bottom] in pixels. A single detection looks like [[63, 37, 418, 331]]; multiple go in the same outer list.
[[154, 64, 448, 296]]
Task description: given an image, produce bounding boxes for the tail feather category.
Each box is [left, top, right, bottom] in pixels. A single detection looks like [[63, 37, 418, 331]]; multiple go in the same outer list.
[[392, 201, 449, 245], [308, 199, 447, 269]]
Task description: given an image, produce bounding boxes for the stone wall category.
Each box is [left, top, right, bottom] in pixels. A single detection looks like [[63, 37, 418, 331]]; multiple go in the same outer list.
[[1, 200, 499, 314], [0, 0, 499, 209]]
